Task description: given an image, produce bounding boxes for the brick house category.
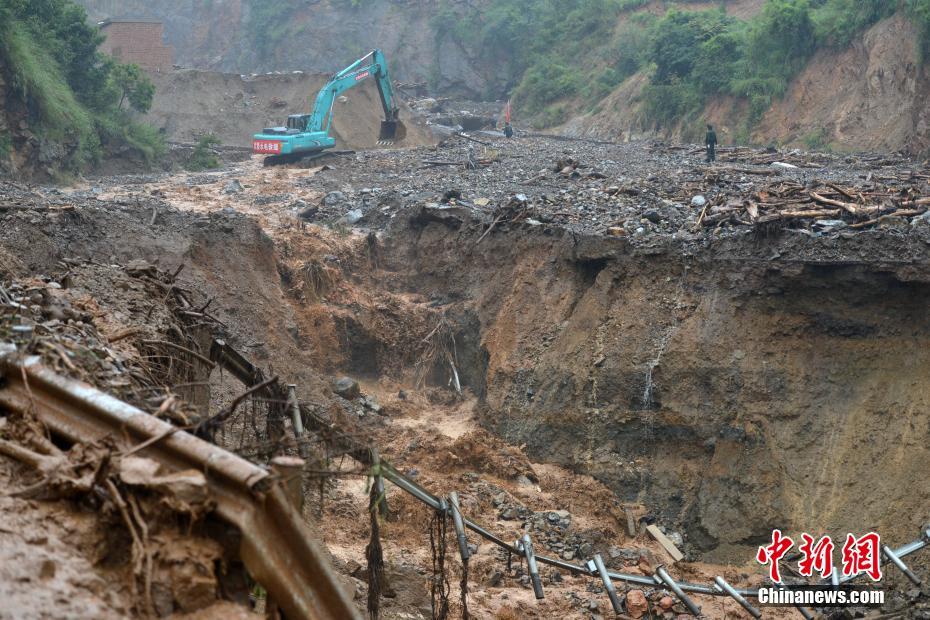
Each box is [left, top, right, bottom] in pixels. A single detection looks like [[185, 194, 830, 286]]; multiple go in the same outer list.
[[98, 18, 173, 72]]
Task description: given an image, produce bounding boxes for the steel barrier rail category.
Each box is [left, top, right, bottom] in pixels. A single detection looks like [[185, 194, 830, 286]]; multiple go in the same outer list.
[[379, 460, 930, 617], [0, 355, 361, 620]]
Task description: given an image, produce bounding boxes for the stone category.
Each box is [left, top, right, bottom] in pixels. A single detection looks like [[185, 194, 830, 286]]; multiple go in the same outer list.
[[323, 191, 346, 206], [223, 179, 243, 194], [659, 596, 674, 611], [643, 209, 662, 224], [340, 209, 363, 225], [814, 219, 846, 230], [690, 195, 706, 207], [879, 215, 909, 229], [625, 590, 648, 619], [486, 569, 503, 587], [333, 376, 360, 399], [561, 549, 575, 561], [345, 559, 364, 578], [911, 211, 930, 227], [607, 226, 626, 236]]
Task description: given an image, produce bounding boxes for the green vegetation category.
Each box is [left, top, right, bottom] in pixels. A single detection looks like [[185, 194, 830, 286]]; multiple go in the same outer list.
[[426, 0, 930, 131], [186, 134, 221, 171], [0, 0, 163, 173]]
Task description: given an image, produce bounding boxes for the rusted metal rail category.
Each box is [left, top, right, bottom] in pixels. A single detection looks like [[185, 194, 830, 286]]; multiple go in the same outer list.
[[0, 354, 360, 620]]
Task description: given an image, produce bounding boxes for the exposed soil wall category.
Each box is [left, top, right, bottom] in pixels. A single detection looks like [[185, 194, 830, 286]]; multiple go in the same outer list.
[[757, 13, 930, 154], [380, 210, 930, 559], [145, 69, 435, 149], [75, 0, 502, 99], [563, 14, 930, 154]]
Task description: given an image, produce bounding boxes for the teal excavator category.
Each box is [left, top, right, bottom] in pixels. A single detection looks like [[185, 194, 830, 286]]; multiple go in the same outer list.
[[252, 49, 404, 165]]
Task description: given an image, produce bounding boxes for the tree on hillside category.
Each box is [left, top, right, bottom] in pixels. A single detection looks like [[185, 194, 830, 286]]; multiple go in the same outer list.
[[111, 63, 155, 114]]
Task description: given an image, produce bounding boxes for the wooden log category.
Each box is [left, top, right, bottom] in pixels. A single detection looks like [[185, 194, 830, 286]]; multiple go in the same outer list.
[[810, 192, 860, 215]]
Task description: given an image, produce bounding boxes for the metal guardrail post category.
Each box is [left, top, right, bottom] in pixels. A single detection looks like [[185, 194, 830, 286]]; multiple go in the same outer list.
[[448, 492, 470, 562], [518, 534, 545, 599], [883, 545, 922, 586], [588, 554, 622, 615], [714, 576, 761, 619], [271, 455, 305, 512], [656, 566, 702, 616], [831, 567, 841, 589]]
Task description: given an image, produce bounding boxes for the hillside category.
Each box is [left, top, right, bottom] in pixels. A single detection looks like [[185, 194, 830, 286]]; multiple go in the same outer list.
[[71, 0, 930, 153], [144, 69, 435, 150], [0, 0, 163, 179], [74, 0, 503, 99], [563, 12, 930, 153]]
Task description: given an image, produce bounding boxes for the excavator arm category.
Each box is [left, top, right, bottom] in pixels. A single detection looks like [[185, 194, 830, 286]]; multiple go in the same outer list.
[[252, 49, 402, 164], [308, 49, 400, 140]]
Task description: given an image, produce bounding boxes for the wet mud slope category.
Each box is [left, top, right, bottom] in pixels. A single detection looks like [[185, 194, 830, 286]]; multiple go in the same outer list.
[[4, 132, 930, 617]]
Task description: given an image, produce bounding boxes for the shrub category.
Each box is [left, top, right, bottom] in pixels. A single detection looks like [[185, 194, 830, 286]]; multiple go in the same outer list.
[[186, 134, 221, 171]]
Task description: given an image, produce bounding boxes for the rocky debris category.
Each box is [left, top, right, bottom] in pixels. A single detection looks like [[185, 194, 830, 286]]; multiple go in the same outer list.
[[323, 190, 346, 206], [223, 179, 244, 194], [333, 376, 361, 399], [624, 589, 649, 618], [264, 136, 930, 256]]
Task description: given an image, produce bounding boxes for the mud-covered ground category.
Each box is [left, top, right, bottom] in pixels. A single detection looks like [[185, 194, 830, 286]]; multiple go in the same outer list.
[[2, 134, 930, 619]]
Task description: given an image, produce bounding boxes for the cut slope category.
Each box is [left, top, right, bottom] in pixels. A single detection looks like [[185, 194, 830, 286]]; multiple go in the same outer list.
[[145, 69, 435, 150]]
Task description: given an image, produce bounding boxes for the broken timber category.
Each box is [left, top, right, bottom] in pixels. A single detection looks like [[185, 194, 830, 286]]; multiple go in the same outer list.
[[646, 524, 685, 563]]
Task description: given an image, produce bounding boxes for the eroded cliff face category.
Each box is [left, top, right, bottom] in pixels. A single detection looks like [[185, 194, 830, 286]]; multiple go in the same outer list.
[[563, 14, 930, 155], [757, 13, 930, 154], [381, 212, 930, 559], [75, 0, 501, 99]]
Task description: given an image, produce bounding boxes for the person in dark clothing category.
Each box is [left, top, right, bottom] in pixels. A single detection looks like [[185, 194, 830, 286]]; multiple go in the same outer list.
[[504, 122, 514, 139], [705, 124, 717, 163]]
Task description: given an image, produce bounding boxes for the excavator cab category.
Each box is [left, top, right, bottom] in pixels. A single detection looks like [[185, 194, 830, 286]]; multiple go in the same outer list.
[[286, 115, 311, 132]]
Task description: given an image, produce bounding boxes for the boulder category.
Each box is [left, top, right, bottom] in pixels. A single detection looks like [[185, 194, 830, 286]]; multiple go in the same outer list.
[[333, 376, 360, 399]]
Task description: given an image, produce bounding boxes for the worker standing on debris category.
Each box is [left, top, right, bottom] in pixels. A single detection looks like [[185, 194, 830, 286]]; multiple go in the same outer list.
[[705, 124, 717, 163], [504, 122, 514, 139]]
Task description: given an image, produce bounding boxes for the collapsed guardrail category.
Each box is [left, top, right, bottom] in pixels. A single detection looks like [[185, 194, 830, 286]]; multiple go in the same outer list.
[[206, 335, 930, 619], [0, 354, 361, 620], [5, 344, 926, 619], [377, 459, 930, 619]]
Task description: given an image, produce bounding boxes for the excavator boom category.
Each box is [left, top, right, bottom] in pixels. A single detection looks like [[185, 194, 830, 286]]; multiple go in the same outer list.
[[252, 49, 403, 164]]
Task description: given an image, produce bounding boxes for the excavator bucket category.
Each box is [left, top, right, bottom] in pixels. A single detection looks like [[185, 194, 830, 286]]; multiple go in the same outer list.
[[378, 119, 406, 144]]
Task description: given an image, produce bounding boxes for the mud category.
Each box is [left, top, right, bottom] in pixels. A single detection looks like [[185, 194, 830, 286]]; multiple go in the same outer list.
[[3, 132, 930, 618]]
